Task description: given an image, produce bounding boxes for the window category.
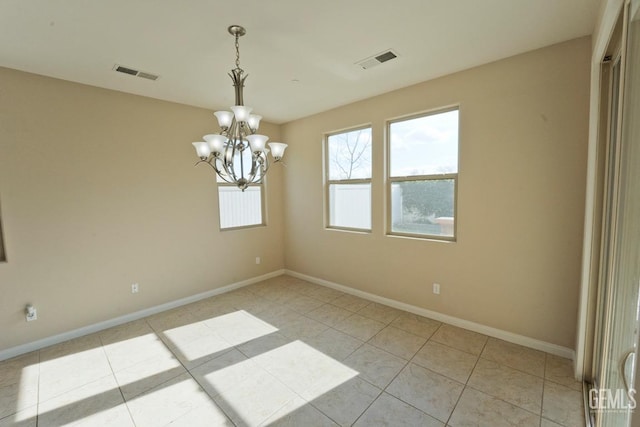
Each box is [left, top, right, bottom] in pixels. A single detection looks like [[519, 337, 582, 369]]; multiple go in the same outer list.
[[388, 108, 459, 240], [217, 150, 265, 229], [218, 184, 264, 229], [325, 127, 372, 231]]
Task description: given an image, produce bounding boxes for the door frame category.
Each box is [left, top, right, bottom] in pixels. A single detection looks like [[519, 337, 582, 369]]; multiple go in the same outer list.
[[575, 0, 626, 381]]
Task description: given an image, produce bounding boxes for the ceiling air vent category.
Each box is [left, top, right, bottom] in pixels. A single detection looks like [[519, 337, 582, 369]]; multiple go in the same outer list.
[[113, 64, 159, 81], [136, 72, 159, 81], [356, 49, 399, 70]]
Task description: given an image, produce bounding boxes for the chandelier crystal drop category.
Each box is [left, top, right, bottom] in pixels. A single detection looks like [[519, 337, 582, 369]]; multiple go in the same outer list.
[[192, 25, 287, 191]]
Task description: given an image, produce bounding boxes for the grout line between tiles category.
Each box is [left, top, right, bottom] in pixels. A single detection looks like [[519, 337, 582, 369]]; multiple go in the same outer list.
[[444, 334, 491, 425], [36, 349, 41, 427], [540, 353, 549, 418], [98, 328, 144, 427], [380, 361, 458, 425], [463, 382, 543, 417], [348, 387, 385, 426]]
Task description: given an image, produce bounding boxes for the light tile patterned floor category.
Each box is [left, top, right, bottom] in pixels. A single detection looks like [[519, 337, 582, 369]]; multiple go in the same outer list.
[[0, 275, 585, 426]]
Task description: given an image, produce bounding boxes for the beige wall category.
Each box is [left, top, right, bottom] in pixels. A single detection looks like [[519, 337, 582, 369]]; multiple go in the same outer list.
[[0, 36, 591, 353], [0, 67, 285, 351], [281, 37, 591, 348]]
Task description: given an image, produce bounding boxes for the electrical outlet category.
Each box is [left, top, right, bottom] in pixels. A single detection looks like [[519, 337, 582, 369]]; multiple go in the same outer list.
[[25, 305, 37, 322], [255, 256, 261, 265], [432, 283, 441, 295], [131, 283, 139, 294]]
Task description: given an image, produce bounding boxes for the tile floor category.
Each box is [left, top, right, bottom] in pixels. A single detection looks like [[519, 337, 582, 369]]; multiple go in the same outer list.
[[0, 275, 585, 426]]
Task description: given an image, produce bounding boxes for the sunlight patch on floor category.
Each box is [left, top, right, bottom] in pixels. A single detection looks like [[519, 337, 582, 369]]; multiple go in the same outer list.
[[11, 307, 363, 426], [126, 373, 228, 426], [13, 364, 38, 421], [200, 340, 358, 425], [204, 310, 279, 347]]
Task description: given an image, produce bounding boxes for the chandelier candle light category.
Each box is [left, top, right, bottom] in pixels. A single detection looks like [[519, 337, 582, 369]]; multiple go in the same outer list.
[[192, 25, 287, 191]]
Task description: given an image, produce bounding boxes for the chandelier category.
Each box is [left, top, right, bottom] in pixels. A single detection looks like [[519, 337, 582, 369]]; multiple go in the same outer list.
[[192, 25, 287, 191]]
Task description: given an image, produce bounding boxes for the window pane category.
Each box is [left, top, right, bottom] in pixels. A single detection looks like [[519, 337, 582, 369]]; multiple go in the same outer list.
[[390, 110, 458, 177], [329, 183, 371, 230], [218, 186, 263, 229], [391, 179, 455, 237], [327, 128, 372, 180]]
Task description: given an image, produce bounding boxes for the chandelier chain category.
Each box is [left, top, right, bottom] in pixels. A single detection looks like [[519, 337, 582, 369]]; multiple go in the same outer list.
[[235, 34, 241, 69]]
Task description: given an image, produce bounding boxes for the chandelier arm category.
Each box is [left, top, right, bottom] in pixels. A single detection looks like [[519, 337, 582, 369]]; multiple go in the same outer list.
[[222, 142, 237, 182], [212, 157, 235, 184], [229, 69, 247, 106], [195, 158, 222, 174], [194, 159, 213, 168], [251, 155, 260, 179], [239, 147, 247, 182], [244, 158, 259, 184], [219, 119, 239, 183], [195, 158, 234, 184], [246, 152, 269, 184], [260, 154, 271, 179]]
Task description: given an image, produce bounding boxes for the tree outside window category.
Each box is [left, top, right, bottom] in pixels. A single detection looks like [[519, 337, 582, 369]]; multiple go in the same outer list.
[[326, 127, 372, 231]]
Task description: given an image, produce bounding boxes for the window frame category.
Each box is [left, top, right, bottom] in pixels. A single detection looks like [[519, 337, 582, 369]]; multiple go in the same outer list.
[[386, 106, 460, 242], [324, 125, 373, 232], [217, 180, 267, 231]]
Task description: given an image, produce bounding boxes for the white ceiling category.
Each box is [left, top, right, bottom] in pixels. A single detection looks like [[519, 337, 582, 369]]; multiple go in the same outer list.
[[0, 0, 600, 124]]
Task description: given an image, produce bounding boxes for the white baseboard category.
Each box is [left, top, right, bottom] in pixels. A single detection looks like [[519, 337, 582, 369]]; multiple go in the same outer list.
[[2, 268, 575, 362], [0, 269, 285, 362], [285, 269, 575, 360]]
